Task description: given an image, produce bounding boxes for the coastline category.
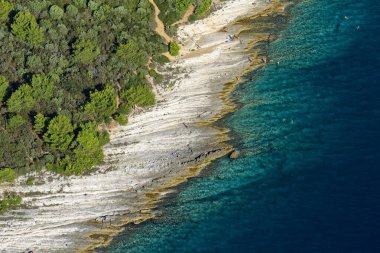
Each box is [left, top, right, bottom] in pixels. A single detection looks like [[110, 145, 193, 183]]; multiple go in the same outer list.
[[0, 1, 290, 252]]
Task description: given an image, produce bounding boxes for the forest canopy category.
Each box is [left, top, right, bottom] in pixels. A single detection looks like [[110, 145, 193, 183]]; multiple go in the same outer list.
[[0, 0, 166, 175], [0, 0, 213, 177], [155, 0, 212, 26]]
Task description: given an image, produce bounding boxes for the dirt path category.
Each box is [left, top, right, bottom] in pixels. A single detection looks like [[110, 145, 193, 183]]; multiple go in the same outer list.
[[149, 0, 172, 44], [173, 4, 196, 26]]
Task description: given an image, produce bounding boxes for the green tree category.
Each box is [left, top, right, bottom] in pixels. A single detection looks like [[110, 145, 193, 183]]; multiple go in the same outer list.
[[87, 0, 99, 11], [169, 41, 180, 56], [11, 11, 44, 45], [73, 0, 87, 9], [7, 84, 36, 113], [0, 0, 13, 23], [116, 40, 146, 68], [0, 75, 9, 103], [65, 4, 78, 17], [31, 73, 54, 101], [175, 0, 193, 15], [66, 122, 104, 175], [43, 114, 74, 152], [84, 85, 117, 123], [121, 84, 155, 107], [26, 55, 43, 70], [195, 0, 212, 17], [34, 113, 47, 134], [7, 115, 26, 129], [73, 39, 100, 64], [49, 5, 64, 20]]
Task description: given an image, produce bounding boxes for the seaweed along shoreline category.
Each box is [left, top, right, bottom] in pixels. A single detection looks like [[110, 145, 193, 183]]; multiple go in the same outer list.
[[0, 0, 293, 252]]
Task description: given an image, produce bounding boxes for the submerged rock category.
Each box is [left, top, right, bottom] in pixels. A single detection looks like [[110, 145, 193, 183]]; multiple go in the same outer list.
[[230, 149, 240, 159]]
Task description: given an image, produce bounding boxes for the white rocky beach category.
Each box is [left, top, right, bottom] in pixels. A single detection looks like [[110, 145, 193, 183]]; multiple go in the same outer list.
[[0, 0, 272, 252]]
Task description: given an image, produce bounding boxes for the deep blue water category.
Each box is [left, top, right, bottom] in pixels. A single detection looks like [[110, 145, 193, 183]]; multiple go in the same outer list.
[[106, 0, 380, 252]]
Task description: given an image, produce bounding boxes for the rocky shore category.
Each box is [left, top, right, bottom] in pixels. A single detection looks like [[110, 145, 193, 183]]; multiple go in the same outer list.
[[0, 1, 281, 252]]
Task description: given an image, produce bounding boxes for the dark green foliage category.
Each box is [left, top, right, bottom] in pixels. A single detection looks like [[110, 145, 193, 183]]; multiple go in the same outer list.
[[153, 54, 170, 64], [0, 168, 16, 183], [0, 0, 13, 23], [65, 5, 79, 17], [149, 69, 163, 82], [11, 11, 44, 45], [0, 126, 42, 170], [0, 0, 205, 177], [156, 0, 193, 25], [0, 192, 22, 214], [195, 0, 212, 17], [116, 40, 147, 69], [169, 41, 181, 56], [121, 84, 155, 108], [25, 176, 35, 186], [155, 0, 212, 26]]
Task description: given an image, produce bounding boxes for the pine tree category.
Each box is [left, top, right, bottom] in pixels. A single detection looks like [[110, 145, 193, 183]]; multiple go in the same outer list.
[[43, 115, 74, 152], [11, 11, 44, 46]]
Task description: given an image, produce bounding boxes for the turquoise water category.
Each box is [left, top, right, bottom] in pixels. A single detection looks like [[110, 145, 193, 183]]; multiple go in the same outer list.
[[105, 0, 380, 252]]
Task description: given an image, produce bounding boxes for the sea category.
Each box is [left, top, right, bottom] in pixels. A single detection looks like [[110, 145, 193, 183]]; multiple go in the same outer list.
[[105, 0, 380, 252]]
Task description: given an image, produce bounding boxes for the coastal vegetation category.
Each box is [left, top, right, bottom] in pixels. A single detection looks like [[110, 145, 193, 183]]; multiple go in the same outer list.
[[155, 0, 212, 26], [0, 0, 166, 176], [0, 192, 21, 214], [0, 0, 214, 213], [0, 168, 16, 184], [169, 41, 181, 56]]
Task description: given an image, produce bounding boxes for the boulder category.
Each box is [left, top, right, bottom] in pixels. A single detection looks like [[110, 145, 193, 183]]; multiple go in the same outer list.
[[229, 149, 240, 159]]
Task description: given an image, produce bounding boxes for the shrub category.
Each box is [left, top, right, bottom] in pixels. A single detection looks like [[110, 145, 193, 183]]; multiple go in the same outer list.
[[25, 176, 35, 186], [195, 0, 212, 17], [0, 192, 22, 214], [114, 113, 128, 125], [153, 54, 170, 64], [121, 84, 155, 108], [169, 41, 180, 56], [0, 168, 16, 183], [148, 69, 164, 82]]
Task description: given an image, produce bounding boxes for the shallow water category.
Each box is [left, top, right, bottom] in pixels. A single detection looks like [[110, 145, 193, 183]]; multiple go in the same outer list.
[[105, 0, 380, 252]]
